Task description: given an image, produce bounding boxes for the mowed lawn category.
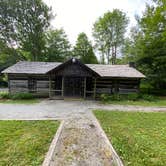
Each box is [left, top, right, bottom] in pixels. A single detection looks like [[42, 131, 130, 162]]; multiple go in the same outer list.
[[94, 110, 166, 166], [0, 120, 59, 166]]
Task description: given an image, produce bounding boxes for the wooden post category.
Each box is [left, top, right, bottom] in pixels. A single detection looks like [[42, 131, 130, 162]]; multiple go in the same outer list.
[[93, 78, 96, 100], [84, 77, 86, 99], [7, 74, 11, 94], [114, 80, 119, 94], [62, 77, 64, 98], [49, 75, 52, 98]]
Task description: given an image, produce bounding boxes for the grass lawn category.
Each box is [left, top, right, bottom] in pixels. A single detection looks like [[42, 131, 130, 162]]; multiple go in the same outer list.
[[0, 120, 59, 166], [94, 110, 166, 166], [0, 99, 39, 104], [103, 98, 166, 107]]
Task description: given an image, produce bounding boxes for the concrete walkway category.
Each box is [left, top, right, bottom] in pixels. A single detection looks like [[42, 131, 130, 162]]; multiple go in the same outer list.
[[0, 99, 165, 166]]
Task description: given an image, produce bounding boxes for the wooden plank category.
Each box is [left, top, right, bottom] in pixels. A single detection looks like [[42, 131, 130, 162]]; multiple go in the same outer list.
[[93, 78, 97, 99], [84, 77, 86, 99], [49, 76, 51, 98], [62, 77, 64, 98]]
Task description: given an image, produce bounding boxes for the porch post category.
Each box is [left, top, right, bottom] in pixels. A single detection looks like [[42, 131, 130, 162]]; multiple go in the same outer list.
[[49, 74, 52, 98], [84, 77, 86, 99], [62, 76, 64, 98], [93, 78, 96, 99]]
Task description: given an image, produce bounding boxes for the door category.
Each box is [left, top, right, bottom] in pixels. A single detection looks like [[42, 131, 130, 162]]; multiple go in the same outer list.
[[64, 77, 83, 97]]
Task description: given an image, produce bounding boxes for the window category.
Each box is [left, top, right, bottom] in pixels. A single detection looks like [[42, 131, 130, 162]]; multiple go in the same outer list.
[[28, 78, 37, 92]]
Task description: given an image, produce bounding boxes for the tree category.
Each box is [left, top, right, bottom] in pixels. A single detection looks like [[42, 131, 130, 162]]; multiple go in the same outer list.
[[0, 0, 52, 61], [73, 33, 98, 64], [123, 0, 166, 90], [93, 9, 129, 64], [44, 29, 71, 62]]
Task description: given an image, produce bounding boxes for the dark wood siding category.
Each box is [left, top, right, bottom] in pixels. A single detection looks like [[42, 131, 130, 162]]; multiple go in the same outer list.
[[53, 63, 93, 77]]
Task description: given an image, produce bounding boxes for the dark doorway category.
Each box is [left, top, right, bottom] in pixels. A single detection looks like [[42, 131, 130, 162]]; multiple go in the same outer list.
[[64, 77, 84, 97]]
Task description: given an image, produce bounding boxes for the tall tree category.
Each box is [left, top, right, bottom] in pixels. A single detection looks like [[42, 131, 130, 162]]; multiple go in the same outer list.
[[123, 0, 166, 89], [0, 0, 52, 61], [44, 28, 71, 62], [73, 33, 98, 64], [93, 9, 129, 64]]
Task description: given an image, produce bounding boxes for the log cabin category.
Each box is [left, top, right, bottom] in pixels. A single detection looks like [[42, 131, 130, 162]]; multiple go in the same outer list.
[[2, 58, 145, 99]]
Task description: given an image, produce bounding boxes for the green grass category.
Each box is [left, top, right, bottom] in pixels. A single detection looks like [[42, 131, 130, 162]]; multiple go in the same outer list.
[[94, 110, 166, 166], [104, 98, 166, 106], [0, 120, 59, 166], [0, 99, 39, 104]]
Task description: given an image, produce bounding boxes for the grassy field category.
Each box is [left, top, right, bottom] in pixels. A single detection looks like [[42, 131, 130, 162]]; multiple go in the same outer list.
[[0, 99, 39, 104], [103, 98, 166, 107], [94, 110, 166, 166], [0, 120, 59, 166]]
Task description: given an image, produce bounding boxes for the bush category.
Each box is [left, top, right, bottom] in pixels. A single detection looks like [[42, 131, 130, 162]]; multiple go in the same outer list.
[[140, 94, 156, 101], [11, 93, 34, 100], [127, 93, 139, 101], [109, 94, 121, 101], [0, 92, 10, 99], [100, 94, 110, 102]]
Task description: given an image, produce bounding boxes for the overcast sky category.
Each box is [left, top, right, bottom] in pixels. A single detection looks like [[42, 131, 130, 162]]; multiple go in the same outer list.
[[43, 0, 150, 45]]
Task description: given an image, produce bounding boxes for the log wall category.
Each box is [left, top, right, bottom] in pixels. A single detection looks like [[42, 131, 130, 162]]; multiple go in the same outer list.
[[8, 73, 141, 98]]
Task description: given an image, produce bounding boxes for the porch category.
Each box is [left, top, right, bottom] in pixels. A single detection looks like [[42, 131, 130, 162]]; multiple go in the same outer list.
[[48, 76, 97, 99]]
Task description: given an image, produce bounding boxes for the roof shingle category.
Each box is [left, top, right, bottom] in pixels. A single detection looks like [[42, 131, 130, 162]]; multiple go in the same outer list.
[[2, 61, 145, 78]]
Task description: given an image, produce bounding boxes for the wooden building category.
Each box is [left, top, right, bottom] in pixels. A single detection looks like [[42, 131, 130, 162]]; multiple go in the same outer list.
[[2, 58, 145, 99]]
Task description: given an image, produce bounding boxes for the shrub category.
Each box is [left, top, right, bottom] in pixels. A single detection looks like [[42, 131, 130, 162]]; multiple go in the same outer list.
[[109, 94, 121, 101], [141, 94, 156, 101], [100, 94, 110, 102], [11, 93, 34, 100], [0, 92, 10, 99], [127, 93, 139, 101]]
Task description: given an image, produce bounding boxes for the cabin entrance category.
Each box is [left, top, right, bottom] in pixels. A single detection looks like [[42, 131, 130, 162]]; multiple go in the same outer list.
[[64, 77, 84, 97]]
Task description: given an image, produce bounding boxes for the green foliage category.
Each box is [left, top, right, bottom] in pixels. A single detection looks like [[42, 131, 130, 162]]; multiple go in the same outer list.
[[100, 93, 155, 102], [127, 93, 139, 101], [0, 92, 34, 100], [140, 94, 156, 101], [94, 111, 166, 166], [73, 32, 98, 64], [122, 1, 166, 90], [11, 93, 34, 100], [0, 0, 52, 61], [0, 92, 10, 99], [100, 94, 110, 102], [93, 9, 129, 64], [44, 28, 71, 62]]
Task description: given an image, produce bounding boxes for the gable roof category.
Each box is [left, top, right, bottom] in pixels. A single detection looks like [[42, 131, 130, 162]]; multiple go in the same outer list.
[[86, 64, 145, 78], [2, 61, 61, 74], [2, 59, 145, 78]]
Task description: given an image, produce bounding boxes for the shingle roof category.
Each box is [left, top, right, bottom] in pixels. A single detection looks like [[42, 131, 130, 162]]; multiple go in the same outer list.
[[2, 61, 145, 78], [86, 64, 145, 78], [2, 61, 61, 74]]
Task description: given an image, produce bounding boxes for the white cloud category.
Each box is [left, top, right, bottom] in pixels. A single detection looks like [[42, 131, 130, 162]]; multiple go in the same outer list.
[[44, 0, 149, 45]]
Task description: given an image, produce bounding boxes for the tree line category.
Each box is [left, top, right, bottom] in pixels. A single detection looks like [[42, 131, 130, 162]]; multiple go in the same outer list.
[[0, 0, 165, 90]]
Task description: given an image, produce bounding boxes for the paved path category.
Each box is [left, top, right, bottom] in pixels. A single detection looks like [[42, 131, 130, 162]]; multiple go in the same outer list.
[[0, 100, 165, 166]]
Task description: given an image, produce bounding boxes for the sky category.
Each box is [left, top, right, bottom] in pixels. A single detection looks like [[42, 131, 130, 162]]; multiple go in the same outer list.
[[43, 0, 150, 45]]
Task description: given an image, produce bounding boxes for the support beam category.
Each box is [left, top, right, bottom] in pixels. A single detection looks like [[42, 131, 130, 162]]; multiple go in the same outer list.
[[114, 80, 119, 94], [62, 77, 64, 98], [84, 77, 86, 99], [93, 78, 96, 99], [7, 74, 11, 94], [49, 75, 52, 98]]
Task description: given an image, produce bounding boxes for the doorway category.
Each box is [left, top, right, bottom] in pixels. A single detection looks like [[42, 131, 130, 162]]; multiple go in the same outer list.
[[64, 77, 84, 97]]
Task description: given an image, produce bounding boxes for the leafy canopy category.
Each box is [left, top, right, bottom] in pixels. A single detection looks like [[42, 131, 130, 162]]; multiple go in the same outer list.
[[73, 32, 98, 64]]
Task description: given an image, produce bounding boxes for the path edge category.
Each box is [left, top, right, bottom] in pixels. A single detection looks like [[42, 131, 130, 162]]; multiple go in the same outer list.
[[91, 111, 124, 166], [42, 120, 65, 166]]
